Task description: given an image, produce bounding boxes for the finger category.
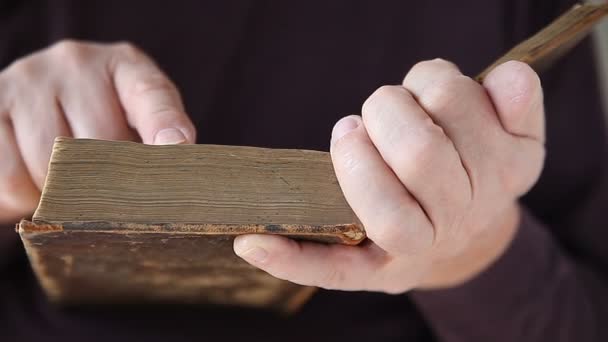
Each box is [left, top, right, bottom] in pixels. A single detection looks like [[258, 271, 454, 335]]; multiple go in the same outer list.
[[110, 43, 196, 145], [59, 75, 136, 141], [0, 118, 40, 221], [483, 61, 546, 195], [403, 58, 462, 91], [234, 234, 388, 291], [10, 97, 72, 189], [402, 59, 502, 194], [330, 115, 434, 255], [361, 85, 471, 233], [482, 61, 545, 142]]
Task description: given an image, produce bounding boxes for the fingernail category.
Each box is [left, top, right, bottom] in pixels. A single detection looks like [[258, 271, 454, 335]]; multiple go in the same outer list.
[[234, 240, 268, 263], [153, 128, 187, 145], [331, 116, 360, 144]]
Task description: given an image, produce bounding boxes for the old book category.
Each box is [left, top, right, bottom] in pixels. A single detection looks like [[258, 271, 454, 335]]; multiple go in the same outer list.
[[17, 3, 608, 312], [19, 138, 363, 313]]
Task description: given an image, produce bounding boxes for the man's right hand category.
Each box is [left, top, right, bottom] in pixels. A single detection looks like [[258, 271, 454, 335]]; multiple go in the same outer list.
[[0, 40, 196, 224]]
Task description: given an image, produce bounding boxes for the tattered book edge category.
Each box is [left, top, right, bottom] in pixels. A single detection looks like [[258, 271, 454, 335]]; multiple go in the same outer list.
[[17, 219, 366, 245]]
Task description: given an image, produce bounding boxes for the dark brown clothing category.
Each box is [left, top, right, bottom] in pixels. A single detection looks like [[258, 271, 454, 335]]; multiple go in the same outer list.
[[1, 0, 607, 340]]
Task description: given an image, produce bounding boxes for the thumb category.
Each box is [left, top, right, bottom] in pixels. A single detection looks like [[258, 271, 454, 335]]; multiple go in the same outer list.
[[482, 60, 545, 143], [110, 43, 196, 145]]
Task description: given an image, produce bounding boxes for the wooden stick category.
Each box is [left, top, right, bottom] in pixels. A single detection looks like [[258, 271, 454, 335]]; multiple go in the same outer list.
[[476, 3, 608, 81]]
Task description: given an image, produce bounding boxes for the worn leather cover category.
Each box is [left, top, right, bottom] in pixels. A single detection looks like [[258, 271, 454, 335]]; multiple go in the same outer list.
[[18, 220, 345, 313]]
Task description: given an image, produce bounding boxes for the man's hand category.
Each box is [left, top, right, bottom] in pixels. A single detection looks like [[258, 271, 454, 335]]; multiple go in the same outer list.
[[0, 40, 195, 224], [234, 59, 545, 291]]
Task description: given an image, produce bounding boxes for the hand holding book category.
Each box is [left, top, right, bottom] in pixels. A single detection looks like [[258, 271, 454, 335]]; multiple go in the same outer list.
[[238, 3, 608, 292], [234, 60, 543, 291], [0, 41, 196, 224]]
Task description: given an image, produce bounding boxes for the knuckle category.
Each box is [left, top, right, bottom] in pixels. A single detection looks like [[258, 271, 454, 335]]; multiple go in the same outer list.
[[50, 39, 90, 68], [393, 120, 445, 174], [409, 58, 457, 75], [5, 58, 37, 81], [362, 85, 404, 120], [418, 77, 463, 114], [51, 39, 84, 57], [131, 73, 176, 97], [51, 39, 78, 51], [428, 58, 458, 69], [113, 41, 143, 62]]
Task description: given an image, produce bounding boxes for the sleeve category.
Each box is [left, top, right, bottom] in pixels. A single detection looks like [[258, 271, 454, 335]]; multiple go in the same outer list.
[[411, 206, 608, 341], [409, 13, 608, 342]]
